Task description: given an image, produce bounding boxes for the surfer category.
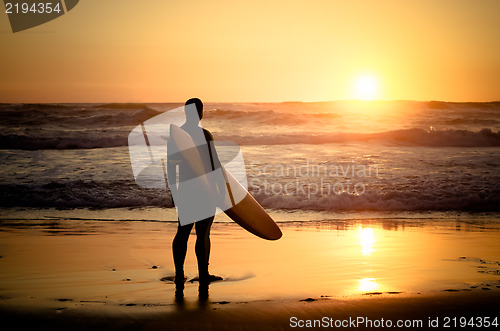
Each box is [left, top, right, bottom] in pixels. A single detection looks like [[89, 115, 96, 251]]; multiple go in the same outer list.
[[167, 98, 224, 300]]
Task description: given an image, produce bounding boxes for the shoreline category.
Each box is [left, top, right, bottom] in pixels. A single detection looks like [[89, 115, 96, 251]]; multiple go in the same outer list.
[[0, 215, 499, 329]]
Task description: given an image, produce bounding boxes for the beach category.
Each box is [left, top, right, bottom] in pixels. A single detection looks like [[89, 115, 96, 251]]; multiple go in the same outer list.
[[0, 101, 499, 329], [1, 210, 499, 329]]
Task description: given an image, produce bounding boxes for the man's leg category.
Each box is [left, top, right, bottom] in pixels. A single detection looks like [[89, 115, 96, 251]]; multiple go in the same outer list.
[[194, 216, 214, 282], [172, 221, 193, 285], [195, 216, 214, 300]]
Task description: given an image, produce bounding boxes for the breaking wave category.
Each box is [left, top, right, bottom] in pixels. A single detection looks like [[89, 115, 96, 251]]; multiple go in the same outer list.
[[1, 102, 499, 149], [1, 128, 498, 150], [0, 179, 498, 212]]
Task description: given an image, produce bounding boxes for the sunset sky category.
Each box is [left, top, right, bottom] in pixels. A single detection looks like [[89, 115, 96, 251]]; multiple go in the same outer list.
[[1, 0, 499, 102]]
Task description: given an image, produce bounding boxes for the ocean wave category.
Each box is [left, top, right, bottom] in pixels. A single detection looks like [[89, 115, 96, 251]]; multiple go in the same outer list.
[[0, 133, 128, 150], [427, 101, 500, 110], [0, 180, 173, 208], [205, 108, 341, 126], [0, 104, 161, 127], [0, 179, 497, 212], [1, 128, 499, 150], [0, 103, 72, 110], [1, 102, 499, 150], [96, 103, 150, 109], [218, 128, 500, 147], [253, 189, 500, 212]]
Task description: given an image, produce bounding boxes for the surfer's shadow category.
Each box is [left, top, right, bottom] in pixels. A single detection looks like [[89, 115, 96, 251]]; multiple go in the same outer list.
[[160, 272, 256, 284]]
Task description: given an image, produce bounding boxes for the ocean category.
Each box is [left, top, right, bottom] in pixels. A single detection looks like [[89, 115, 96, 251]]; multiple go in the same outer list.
[[0, 101, 499, 222]]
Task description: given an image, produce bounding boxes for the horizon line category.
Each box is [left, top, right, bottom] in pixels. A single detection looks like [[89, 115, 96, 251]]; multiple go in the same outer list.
[[1, 99, 500, 104]]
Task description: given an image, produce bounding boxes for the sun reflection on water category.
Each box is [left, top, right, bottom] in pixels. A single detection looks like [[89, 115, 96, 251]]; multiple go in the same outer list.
[[357, 227, 378, 293], [359, 227, 375, 255], [358, 277, 379, 292]]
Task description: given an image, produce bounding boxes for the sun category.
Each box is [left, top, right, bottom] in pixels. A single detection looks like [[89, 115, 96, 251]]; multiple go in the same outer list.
[[354, 74, 379, 100]]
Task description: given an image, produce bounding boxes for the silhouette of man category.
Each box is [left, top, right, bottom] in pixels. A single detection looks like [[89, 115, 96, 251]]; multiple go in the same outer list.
[[167, 98, 223, 300]]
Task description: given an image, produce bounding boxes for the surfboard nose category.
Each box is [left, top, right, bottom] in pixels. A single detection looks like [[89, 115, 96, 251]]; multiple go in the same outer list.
[[265, 227, 282, 240]]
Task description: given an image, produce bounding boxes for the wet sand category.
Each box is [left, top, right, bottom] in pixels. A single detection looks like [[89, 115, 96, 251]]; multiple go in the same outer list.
[[0, 215, 499, 329]]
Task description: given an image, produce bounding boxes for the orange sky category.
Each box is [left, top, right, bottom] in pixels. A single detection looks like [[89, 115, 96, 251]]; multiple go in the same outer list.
[[1, 0, 499, 102]]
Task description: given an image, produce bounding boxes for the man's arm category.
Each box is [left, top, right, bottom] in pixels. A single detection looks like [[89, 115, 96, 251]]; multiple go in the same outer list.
[[203, 129, 222, 170], [203, 129, 228, 204]]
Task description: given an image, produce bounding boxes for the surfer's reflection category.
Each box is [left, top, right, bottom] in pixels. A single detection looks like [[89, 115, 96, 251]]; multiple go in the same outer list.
[[167, 98, 224, 300]]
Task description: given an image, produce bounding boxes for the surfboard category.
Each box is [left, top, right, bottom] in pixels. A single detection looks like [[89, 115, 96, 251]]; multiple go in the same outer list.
[[169, 124, 282, 240]]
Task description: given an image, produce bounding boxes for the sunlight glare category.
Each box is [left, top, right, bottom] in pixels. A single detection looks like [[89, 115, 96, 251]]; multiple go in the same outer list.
[[358, 277, 379, 292], [359, 227, 375, 255], [355, 75, 379, 100]]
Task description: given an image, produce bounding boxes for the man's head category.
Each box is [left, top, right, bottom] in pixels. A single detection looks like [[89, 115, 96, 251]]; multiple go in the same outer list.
[[185, 98, 203, 123]]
